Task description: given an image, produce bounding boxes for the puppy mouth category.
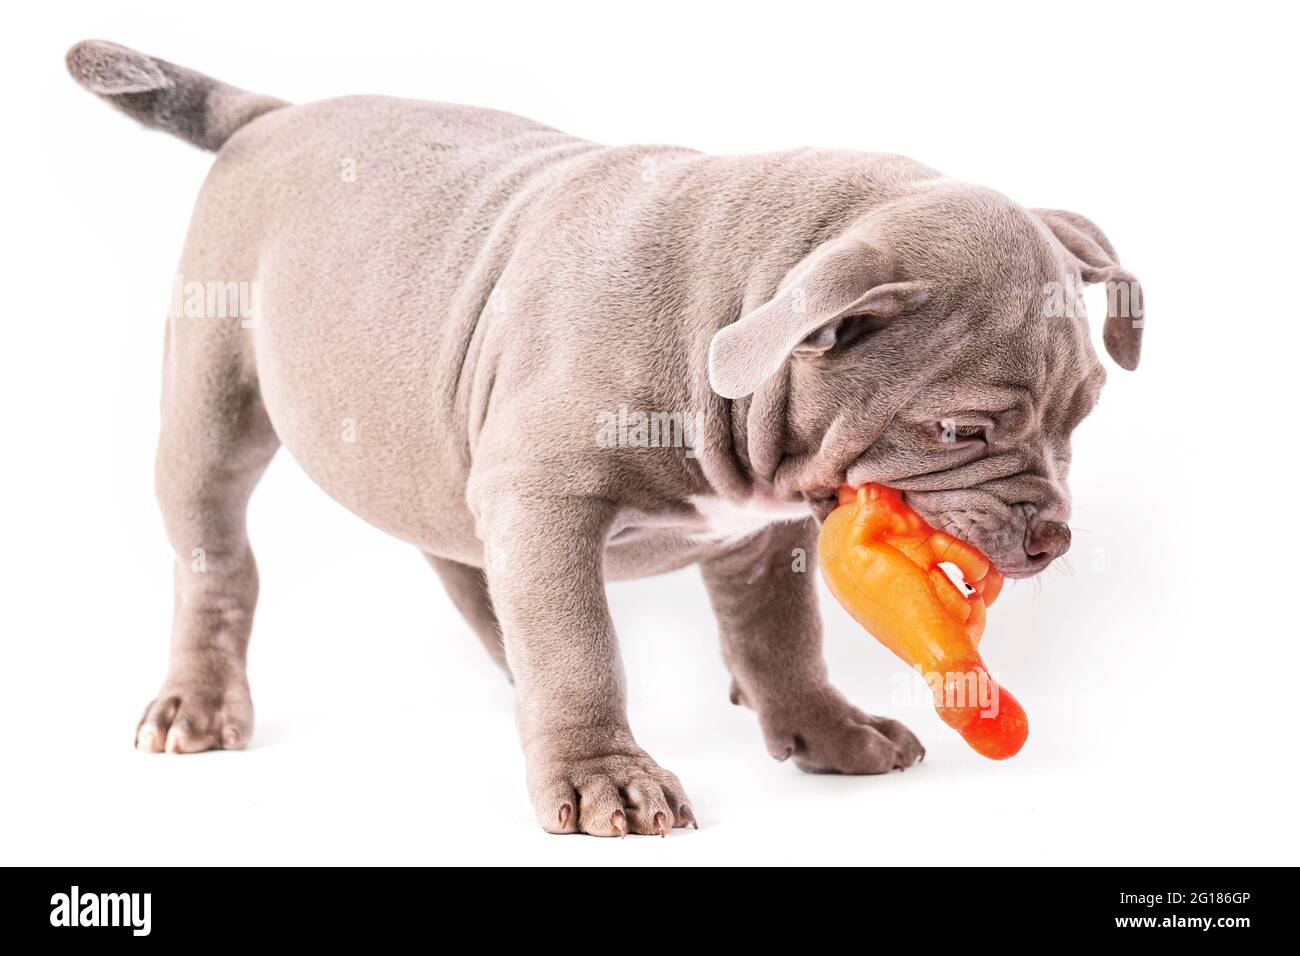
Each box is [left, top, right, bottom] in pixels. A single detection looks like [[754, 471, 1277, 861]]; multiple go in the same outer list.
[[996, 563, 1047, 580], [807, 483, 1044, 580], [806, 490, 840, 524]]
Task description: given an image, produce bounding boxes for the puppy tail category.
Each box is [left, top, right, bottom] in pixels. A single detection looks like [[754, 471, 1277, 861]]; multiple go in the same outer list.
[[65, 40, 288, 151]]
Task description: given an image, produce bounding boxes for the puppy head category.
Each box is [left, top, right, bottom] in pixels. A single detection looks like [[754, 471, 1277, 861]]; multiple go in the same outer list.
[[708, 182, 1144, 577]]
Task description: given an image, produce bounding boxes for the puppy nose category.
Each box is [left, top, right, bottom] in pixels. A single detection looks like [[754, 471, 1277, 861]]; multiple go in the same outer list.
[[1025, 520, 1071, 562]]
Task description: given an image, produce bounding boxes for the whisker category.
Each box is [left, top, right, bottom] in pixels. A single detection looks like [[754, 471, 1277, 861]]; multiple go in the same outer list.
[[1060, 556, 1077, 583]]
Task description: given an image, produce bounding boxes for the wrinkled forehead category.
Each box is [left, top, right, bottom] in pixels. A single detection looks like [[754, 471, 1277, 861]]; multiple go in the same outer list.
[[943, 267, 1105, 410], [915, 315, 1106, 430]]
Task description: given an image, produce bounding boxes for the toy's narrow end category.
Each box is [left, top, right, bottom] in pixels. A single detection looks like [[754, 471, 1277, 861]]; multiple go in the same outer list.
[[936, 673, 1029, 760]]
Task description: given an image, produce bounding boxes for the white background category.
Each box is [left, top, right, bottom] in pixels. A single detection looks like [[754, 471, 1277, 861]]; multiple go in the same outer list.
[[3, 1, 1297, 865]]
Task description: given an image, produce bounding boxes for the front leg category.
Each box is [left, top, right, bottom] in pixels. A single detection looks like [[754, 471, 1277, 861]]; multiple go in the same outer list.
[[478, 492, 695, 836], [699, 518, 925, 773]]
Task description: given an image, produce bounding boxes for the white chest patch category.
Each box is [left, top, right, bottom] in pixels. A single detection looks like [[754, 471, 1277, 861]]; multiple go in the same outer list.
[[687, 494, 810, 545]]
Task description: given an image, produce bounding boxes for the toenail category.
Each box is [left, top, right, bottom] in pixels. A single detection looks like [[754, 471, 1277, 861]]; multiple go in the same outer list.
[[558, 803, 572, 829], [611, 809, 627, 837], [654, 811, 669, 837]]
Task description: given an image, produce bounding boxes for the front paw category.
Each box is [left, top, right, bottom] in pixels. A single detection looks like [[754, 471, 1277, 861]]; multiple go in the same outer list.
[[136, 675, 252, 753], [526, 727, 696, 837], [750, 684, 925, 774]]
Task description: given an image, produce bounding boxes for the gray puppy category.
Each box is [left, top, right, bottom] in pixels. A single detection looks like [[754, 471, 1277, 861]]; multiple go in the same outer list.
[[67, 41, 1143, 836]]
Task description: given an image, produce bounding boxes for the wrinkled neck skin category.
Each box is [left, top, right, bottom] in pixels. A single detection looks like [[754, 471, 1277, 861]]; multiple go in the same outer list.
[[688, 339, 896, 518], [682, 283, 866, 516], [700, 366, 917, 517], [682, 285, 829, 512]]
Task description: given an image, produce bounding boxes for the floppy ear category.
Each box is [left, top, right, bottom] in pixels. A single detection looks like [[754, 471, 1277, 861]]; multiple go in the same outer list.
[[1035, 208, 1145, 370], [707, 239, 928, 399]]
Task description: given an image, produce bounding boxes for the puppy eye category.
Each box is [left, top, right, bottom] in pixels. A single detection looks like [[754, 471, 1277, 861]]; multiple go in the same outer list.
[[935, 420, 988, 445]]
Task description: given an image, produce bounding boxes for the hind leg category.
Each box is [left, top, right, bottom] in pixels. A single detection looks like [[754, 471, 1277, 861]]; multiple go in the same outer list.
[[136, 320, 278, 753], [425, 554, 510, 678], [700, 520, 925, 772]]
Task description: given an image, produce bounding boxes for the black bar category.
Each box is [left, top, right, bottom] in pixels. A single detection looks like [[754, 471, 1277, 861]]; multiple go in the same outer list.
[[5, 866, 1289, 942]]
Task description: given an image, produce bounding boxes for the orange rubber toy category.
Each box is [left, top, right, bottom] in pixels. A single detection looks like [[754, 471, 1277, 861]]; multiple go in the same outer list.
[[818, 484, 1028, 759]]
